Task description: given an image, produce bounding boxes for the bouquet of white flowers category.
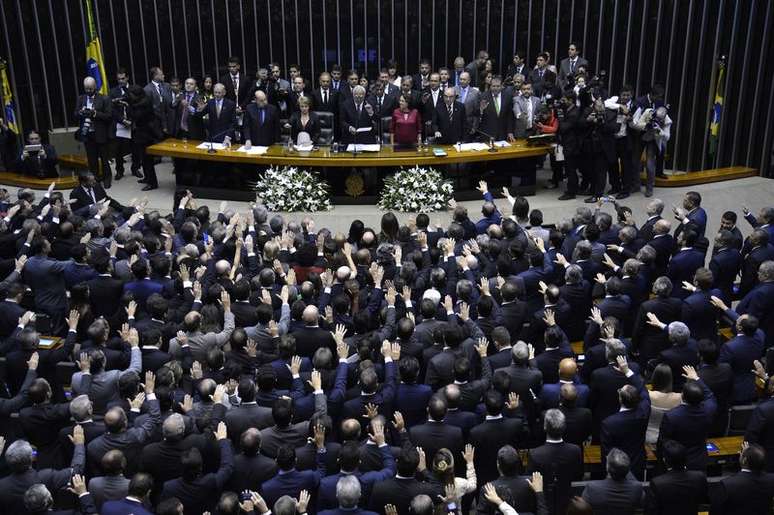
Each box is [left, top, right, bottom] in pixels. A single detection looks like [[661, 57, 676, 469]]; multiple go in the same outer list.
[[377, 166, 454, 212], [254, 166, 332, 212]]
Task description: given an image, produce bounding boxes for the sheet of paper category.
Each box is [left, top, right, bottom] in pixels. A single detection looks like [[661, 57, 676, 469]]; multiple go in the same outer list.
[[115, 123, 131, 139], [454, 142, 489, 152], [236, 145, 269, 155], [294, 145, 314, 152], [493, 140, 511, 148], [346, 144, 381, 152], [196, 142, 227, 150], [356, 127, 372, 133]]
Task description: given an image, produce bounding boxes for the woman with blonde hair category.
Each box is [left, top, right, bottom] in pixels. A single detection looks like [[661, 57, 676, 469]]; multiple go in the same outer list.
[[427, 445, 477, 512]]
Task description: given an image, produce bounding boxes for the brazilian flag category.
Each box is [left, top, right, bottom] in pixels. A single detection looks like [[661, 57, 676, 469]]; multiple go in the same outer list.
[[85, 0, 108, 95], [0, 60, 19, 133], [709, 62, 724, 156]]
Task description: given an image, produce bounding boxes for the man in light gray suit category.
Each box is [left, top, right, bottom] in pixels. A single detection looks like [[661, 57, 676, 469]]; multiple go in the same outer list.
[[512, 82, 542, 138], [71, 327, 142, 415], [558, 43, 590, 89], [454, 72, 481, 138], [88, 449, 131, 509]]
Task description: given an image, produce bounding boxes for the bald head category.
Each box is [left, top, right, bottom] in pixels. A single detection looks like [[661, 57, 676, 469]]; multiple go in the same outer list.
[[444, 384, 462, 408], [558, 358, 577, 381], [83, 77, 96, 93], [255, 90, 268, 106], [213, 83, 226, 98], [560, 383, 578, 407], [654, 219, 672, 235], [302, 305, 319, 325], [336, 266, 351, 282], [215, 259, 231, 275], [341, 418, 361, 440]]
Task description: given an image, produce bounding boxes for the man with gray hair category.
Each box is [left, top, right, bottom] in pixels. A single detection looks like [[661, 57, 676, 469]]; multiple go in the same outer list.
[[57, 394, 105, 462], [640, 198, 665, 242], [527, 408, 583, 515], [632, 275, 683, 366], [496, 341, 543, 422], [340, 84, 376, 145], [0, 426, 86, 513], [75, 76, 113, 187], [24, 479, 97, 514], [649, 319, 699, 391], [582, 447, 645, 513], [318, 475, 368, 515]]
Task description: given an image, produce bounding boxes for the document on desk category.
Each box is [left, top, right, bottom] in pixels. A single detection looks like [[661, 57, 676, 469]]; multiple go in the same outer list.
[[453, 142, 489, 152], [346, 144, 381, 152], [356, 127, 372, 133], [236, 145, 269, 155], [196, 142, 227, 150], [493, 140, 512, 148]]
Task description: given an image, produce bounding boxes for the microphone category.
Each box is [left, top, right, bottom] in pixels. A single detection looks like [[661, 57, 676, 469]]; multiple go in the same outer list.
[[474, 128, 499, 152], [205, 128, 233, 154]]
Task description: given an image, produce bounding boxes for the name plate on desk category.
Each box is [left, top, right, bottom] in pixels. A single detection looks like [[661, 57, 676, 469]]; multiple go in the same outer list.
[[346, 144, 381, 152]]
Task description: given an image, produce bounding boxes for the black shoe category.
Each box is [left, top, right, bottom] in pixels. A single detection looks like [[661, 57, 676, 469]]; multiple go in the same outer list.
[[141, 184, 158, 191], [644, 190, 653, 198], [655, 173, 667, 179], [615, 192, 630, 200], [115, 173, 124, 181], [137, 178, 147, 184], [132, 169, 143, 178], [584, 196, 599, 203], [558, 193, 576, 201]]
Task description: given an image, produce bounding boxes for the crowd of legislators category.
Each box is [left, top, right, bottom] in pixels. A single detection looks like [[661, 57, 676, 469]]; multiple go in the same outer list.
[[0, 168, 772, 514], [9, 45, 669, 198]]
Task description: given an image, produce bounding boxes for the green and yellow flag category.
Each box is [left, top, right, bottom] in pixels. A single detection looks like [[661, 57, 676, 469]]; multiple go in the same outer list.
[[708, 62, 724, 156], [0, 60, 19, 134], [85, 0, 108, 95]]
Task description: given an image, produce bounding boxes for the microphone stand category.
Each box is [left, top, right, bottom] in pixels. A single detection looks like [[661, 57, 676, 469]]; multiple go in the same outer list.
[[206, 128, 233, 154], [474, 128, 499, 152]]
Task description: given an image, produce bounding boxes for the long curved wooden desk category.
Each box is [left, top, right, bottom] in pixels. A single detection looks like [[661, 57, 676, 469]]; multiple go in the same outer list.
[[147, 138, 551, 167]]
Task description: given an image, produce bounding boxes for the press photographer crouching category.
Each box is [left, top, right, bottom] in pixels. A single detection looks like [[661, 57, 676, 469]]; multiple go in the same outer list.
[[15, 130, 58, 178]]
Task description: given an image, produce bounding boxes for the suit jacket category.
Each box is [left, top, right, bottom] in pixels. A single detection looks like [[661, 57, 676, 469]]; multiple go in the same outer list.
[[224, 402, 275, 442], [698, 362, 734, 436], [500, 300, 529, 343], [69, 183, 112, 215], [710, 470, 774, 515], [0, 298, 25, 340], [367, 93, 398, 120], [600, 373, 651, 479], [631, 297, 684, 364], [432, 100, 467, 143], [368, 475, 440, 515], [581, 476, 645, 515], [590, 364, 643, 434], [143, 81, 174, 134], [658, 341, 700, 392], [560, 280, 593, 341], [196, 97, 236, 142], [667, 248, 705, 299], [476, 90, 514, 140], [290, 325, 336, 358], [172, 90, 205, 139], [527, 441, 584, 515], [243, 102, 281, 146], [394, 383, 433, 428], [560, 405, 593, 446], [317, 445, 396, 510], [658, 379, 717, 471], [534, 347, 575, 385], [261, 451, 327, 508], [454, 85, 481, 133], [709, 247, 742, 301], [719, 331, 765, 403], [160, 439, 234, 515], [287, 111, 322, 144], [674, 207, 708, 240], [470, 416, 527, 485], [140, 437, 207, 494], [312, 87, 340, 114], [475, 474, 539, 515], [646, 469, 707, 515], [527, 67, 557, 96], [88, 474, 131, 510], [745, 398, 774, 472], [540, 380, 590, 409], [736, 280, 774, 347], [339, 99, 378, 144], [512, 95, 542, 137], [101, 497, 154, 515], [648, 234, 676, 277], [74, 93, 113, 143], [227, 452, 279, 493], [410, 420, 464, 464], [558, 56, 590, 88], [220, 72, 252, 107]]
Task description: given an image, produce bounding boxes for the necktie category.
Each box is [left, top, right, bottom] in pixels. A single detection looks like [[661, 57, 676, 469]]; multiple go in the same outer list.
[[448, 105, 453, 121], [323, 89, 328, 104], [88, 188, 96, 203], [461, 88, 467, 103], [357, 103, 362, 115], [181, 94, 191, 130], [570, 59, 576, 72], [527, 99, 533, 127], [155, 83, 162, 101], [495, 95, 500, 115], [539, 70, 544, 79], [216, 100, 222, 117], [260, 108, 265, 125], [233, 75, 239, 93]]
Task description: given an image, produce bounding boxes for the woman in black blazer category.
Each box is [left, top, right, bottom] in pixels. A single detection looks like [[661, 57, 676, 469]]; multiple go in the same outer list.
[[285, 96, 321, 144]]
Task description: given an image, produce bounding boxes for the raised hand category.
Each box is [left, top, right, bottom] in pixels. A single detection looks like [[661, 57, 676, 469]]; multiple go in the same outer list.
[[614, 355, 630, 375], [542, 308, 556, 327], [682, 365, 699, 381]]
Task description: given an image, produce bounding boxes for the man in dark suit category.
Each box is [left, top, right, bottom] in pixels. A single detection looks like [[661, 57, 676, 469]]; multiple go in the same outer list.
[[86, 251, 125, 319], [527, 409, 584, 515], [710, 443, 774, 515], [558, 384, 594, 445], [412, 59, 432, 92], [143, 66, 174, 136], [465, 50, 489, 90], [194, 83, 236, 144], [654, 321, 699, 392], [243, 90, 281, 148], [367, 82, 397, 140], [101, 473, 154, 515], [647, 220, 676, 278], [22, 236, 72, 335], [496, 342, 544, 424], [224, 379, 274, 442], [368, 446, 439, 515], [75, 76, 113, 188], [557, 92, 585, 200], [19, 378, 73, 469], [339, 85, 377, 145], [667, 231, 705, 300], [631, 276, 683, 365], [0, 280, 26, 341], [581, 448, 645, 514], [313, 72, 340, 113], [476, 76, 514, 141], [432, 87, 467, 144], [600, 355, 651, 480], [409, 396, 464, 465], [589, 340, 640, 437], [470, 390, 527, 485], [476, 446, 539, 515], [288, 76, 312, 114], [227, 427, 278, 493], [739, 229, 774, 297], [745, 377, 774, 472], [657, 366, 717, 471], [718, 311, 766, 403], [673, 191, 708, 240], [172, 77, 204, 141], [709, 230, 743, 302], [219, 56, 252, 108], [159, 422, 234, 515], [736, 259, 774, 347], [139, 412, 204, 496], [527, 53, 558, 97], [648, 440, 707, 515], [498, 282, 528, 343], [557, 43, 590, 89], [108, 68, 139, 181], [540, 358, 590, 409], [697, 339, 734, 436], [261, 427, 327, 508]]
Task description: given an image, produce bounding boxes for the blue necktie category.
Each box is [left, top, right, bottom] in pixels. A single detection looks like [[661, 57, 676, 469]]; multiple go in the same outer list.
[[260, 108, 265, 125]]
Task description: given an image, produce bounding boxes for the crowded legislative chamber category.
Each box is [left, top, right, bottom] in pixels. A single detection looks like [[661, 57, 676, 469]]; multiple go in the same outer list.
[[1, 1, 774, 514]]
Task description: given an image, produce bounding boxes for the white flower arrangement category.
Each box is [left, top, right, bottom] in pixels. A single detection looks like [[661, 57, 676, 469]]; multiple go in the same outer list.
[[377, 166, 454, 212], [255, 166, 332, 212]]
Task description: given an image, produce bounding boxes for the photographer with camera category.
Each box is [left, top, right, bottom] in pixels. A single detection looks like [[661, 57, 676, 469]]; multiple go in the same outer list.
[[631, 84, 667, 187], [74, 76, 113, 189], [632, 103, 672, 197], [108, 68, 141, 182], [580, 95, 619, 203], [15, 130, 57, 178], [534, 100, 562, 190], [604, 85, 637, 199]]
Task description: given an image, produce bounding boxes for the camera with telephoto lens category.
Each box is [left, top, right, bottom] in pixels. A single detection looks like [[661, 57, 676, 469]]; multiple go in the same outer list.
[[589, 70, 607, 88], [79, 107, 93, 137]]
